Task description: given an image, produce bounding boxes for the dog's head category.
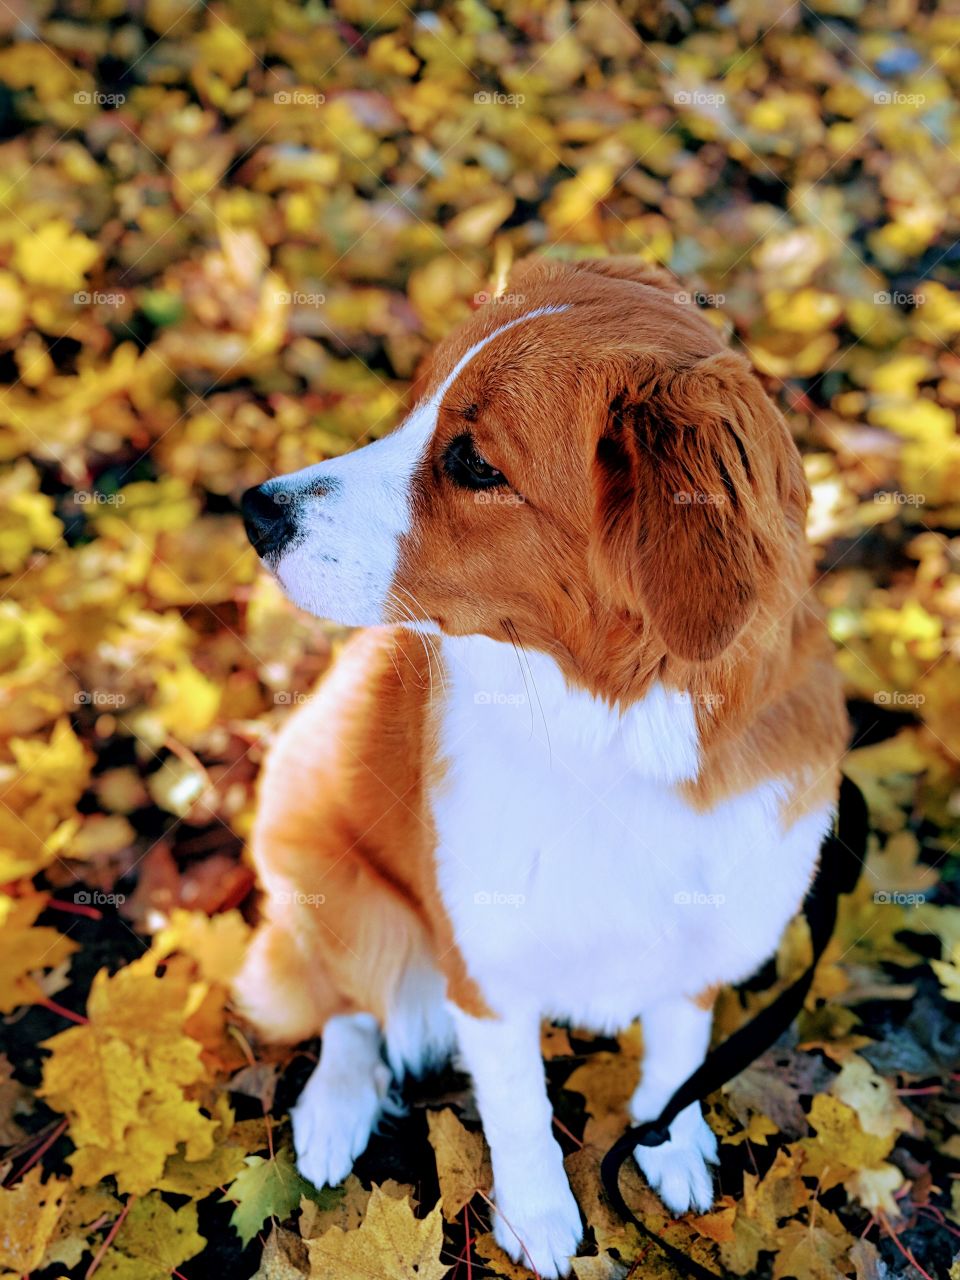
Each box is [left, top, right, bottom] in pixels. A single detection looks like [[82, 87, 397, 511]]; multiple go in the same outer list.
[[243, 257, 808, 671]]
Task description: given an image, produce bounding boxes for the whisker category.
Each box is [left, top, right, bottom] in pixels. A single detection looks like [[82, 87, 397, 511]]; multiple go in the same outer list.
[[503, 618, 551, 765], [393, 583, 446, 700]]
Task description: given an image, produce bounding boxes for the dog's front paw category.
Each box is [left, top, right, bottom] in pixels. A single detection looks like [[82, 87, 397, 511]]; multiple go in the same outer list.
[[634, 1109, 718, 1216], [492, 1180, 582, 1279], [292, 1062, 389, 1189]]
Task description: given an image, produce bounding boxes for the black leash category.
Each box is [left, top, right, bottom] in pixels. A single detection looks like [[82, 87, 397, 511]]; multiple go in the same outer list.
[[599, 775, 869, 1279]]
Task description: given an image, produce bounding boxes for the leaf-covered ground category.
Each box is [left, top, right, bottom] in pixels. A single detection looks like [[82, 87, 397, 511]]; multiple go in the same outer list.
[[1, 1, 959, 1277]]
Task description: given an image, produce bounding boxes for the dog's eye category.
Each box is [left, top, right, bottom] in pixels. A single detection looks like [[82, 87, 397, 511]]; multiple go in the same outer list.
[[443, 433, 507, 490]]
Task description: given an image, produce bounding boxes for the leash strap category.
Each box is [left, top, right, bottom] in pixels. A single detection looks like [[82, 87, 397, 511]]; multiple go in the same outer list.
[[599, 775, 868, 1278]]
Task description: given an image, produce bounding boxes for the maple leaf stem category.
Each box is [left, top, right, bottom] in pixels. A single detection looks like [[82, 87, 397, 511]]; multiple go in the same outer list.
[[2, 1117, 68, 1186], [463, 1204, 472, 1280], [551, 1115, 584, 1150], [226, 1023, 257, 1068], [163, 736, 210, 783], [918, 1205, 960, 1240], [85, 1193, 136, 1280], [45, 898, 102, 920], [475, 1189, 542, 1280], [37, 997, 88, 1025], [879, 1212, 935, 1280]]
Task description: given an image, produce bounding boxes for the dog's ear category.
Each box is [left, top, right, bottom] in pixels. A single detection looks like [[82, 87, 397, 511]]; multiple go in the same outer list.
[[591, 351, 806, 662]]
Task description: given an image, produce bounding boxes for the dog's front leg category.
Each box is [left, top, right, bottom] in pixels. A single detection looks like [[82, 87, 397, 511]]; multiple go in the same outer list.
[[630, 998, 718, 1215], [451, 1006, 582, 1278]]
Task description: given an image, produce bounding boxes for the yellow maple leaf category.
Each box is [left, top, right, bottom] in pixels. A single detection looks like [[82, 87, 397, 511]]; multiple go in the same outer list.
[[149, 908, 251, 985], [932, 942, 960, 1002], [96, 1192, 206, 1280], [426, 1108, 491, 1220], [0, 892, 78, 1013], [794, 1095, 902, 1211], [299, 1173, 415, 1239], [8, 717, 93, 814], [0, 1167, 68, 1273], [38, 959, 220, 1195], [307, 1187, 448, 1280], [13, 219, 100, 291]]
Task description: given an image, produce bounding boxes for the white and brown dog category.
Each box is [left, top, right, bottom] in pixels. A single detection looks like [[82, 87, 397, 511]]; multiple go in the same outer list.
[[234, 256, 847, 1277]]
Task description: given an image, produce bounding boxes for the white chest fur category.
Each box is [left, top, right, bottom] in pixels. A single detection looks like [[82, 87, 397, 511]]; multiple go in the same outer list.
[[430, 635, 832, 1030]]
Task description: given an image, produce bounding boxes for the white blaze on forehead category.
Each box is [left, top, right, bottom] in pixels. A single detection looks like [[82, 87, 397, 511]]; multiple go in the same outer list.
[[271, 304, 570, 626], [427, 303, 570, 409]]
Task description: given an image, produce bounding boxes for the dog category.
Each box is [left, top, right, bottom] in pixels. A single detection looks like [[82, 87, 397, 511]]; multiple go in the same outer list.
[[233, 255, 848, 1277]]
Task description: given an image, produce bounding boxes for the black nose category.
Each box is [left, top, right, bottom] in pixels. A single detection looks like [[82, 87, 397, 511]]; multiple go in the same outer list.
[[242, 484, 295, 560]]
